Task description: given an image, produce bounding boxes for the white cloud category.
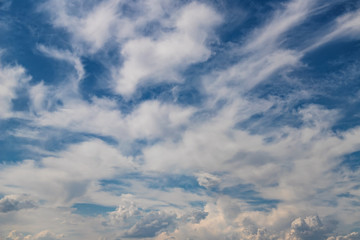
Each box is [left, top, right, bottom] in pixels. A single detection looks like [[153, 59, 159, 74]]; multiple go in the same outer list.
[[0, 139, 134, 205], [40, 0, 123, 53], [286, 216, 331, 240], [306, 9, 360, 52], [5, 230, 64, 240], [0, 61, 30, 118], [1, 0, 360, 239], [244, 0, 315, 52], [114, 2, 222, 96], [36, 98, 195, 141]]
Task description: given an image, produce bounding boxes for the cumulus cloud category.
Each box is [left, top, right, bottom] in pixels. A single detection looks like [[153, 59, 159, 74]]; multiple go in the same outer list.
[[124, 211, 177, 238], [327, 232, 360, 240], [286, 216, 332, 240], [6, 230, 64, 240], [108, 199, 178, 238]]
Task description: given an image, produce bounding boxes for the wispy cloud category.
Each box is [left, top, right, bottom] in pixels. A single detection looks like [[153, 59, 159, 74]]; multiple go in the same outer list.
[[1, 0, 360, 238]]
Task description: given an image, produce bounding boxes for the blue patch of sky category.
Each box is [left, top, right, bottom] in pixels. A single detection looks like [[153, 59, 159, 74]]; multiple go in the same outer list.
[[282, 1, 358, 51], [189, 201, 206, 208], [12, 87, 30, 112], [99, 173, 204, 194], [235, 105, 304, 135], [241, 42, 360, 134], [211, 0, 286, 44], [40, 131, 118, 152], [221, 184, 280, 211], [337, 192, 356, 198], [340, 151, 360, 172], [145, 174, 203, 192], [0, 123, 119, 163], [0, 119, 37, 163], [79, 56, 112, 101], [0, 0, 72, 85], [72, 203, 116, 217]]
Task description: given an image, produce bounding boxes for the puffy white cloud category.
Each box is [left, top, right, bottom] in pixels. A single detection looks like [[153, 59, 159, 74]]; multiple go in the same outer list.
[[115, 2, 222, 96], [108, 198, 178, 238], [5, 230, 64, 240], [109, 199, 141, 226], [286, 216, 331, 240], [41, 0, 123, 53]]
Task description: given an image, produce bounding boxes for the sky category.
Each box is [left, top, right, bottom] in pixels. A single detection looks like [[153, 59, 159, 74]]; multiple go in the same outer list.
[[0, 0, 360, 239]]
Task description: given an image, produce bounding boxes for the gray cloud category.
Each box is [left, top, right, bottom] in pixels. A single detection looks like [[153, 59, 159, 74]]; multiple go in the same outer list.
[[0, 195, 36, 213], [327, 232, 360, 240], [123, 211, 177, 238]]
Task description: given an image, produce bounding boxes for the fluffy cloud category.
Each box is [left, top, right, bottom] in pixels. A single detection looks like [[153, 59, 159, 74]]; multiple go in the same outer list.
[[109, 199, 178, 238], [115, 2, 222, 96], [124, 211, 177, 238], [328, 232, 360, 240], [286, 216, 332, 240], [6, 230, 64, 240]]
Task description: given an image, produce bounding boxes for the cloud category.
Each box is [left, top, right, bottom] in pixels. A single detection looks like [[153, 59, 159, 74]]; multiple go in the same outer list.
[[0, 195, 36, 213], [244, 0, 315, 52], [0, 139, 134, 204], [109, 199, 141, 226], [114, 2, 222, 96], [195, 172, 221, 189], [306, 9, 360, 52], [35, 97, 195, 142], [0, 60, 31, 118], [124, 211, 177, 238], [6, 230, 64, 240], [286, 216, 333, 240], [1, 0, 360, 238], [327, 232, 360, 240], [40, 0, 123, 53], [108, 198, 178, 238]]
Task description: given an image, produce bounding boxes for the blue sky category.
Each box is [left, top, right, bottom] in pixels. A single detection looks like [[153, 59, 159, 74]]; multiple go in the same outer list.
[[0, 0, 360, 239]]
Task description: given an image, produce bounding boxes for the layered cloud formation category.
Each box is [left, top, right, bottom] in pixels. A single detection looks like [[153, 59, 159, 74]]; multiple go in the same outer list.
[[1, 0, 360, 239]]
